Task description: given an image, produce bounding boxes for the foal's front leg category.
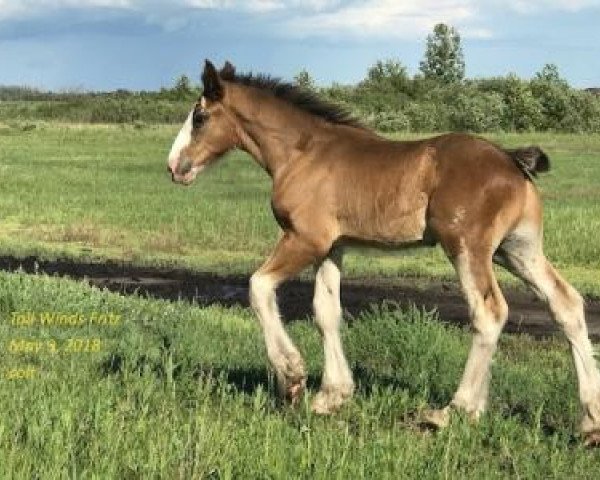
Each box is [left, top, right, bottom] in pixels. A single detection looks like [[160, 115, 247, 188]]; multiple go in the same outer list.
[[250, 232, 320, 404], [311, 250, 355, 414]]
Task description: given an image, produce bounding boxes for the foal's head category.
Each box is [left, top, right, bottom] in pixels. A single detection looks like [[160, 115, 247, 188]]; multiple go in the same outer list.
[[167, 60, 238, 185]]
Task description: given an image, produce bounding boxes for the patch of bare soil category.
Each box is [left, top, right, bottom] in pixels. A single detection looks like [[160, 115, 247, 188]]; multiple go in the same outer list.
[[2, 255, 599, 340]]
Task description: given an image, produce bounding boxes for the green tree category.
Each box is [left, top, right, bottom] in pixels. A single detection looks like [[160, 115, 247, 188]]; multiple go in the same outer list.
[[419, 23, 465, 84], [174, 74, 192, 94], [530, 63, 570, 130], [450, 90, 505, 132], [502, 74, 543, 131], [533, 63, 568, 87], [294, 69, 316, 91], [363, 59, 410, 93]]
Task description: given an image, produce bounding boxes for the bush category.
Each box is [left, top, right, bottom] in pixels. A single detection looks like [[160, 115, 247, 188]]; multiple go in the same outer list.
[[530, 65, 571, 130], [449, 90, 505, 132], [404, 101, 450, 132], [500, 75, 544, 131], [2, 62, 600, 133], [367, 110, 410, 132], [561, 90, 600, 133]]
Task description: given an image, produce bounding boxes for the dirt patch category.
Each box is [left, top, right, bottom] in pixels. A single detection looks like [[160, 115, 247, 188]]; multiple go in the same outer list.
[[2, 255, 599, 341]]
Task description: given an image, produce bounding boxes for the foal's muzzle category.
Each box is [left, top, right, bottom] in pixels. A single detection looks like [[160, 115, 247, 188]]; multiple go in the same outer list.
[[167, 157, 196, 185]]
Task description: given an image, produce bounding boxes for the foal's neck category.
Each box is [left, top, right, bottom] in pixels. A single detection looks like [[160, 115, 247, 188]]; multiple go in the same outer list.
[[228, 91, 326, 178]]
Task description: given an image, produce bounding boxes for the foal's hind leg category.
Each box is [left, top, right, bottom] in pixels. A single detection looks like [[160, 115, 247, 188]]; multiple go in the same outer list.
[[425, 243, 508, 427], [311, 249, 354, 414], [250, 232, 323, 404], [496, 229, 600, 444]]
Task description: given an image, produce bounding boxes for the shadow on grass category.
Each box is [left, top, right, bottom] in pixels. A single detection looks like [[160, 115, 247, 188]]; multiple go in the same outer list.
[[99, 351, 451, 408], [99, 351, 584, 445], [3, 254, 600, 339]]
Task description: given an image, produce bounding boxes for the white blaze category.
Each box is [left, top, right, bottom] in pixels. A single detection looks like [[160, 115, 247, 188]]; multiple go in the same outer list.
[[168, 109, 193, 172]]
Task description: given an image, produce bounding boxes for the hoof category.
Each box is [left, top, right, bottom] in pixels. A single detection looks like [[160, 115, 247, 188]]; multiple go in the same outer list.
[[580, 401, 600, 446], [584, 431, 600, 448], [286, 378, 306, 406], [311, 385, 354, 415], [421, 407, 451, 429], [275, 355, 306, 406], [421, 403, 483, 429]]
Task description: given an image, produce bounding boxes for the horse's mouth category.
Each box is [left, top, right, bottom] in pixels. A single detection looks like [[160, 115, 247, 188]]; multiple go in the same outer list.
[[172, 174, 194, 186], [171, 166, 203, 186]]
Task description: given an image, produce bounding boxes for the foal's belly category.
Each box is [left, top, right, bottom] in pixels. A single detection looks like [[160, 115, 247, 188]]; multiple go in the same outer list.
[[339, 193, 429, 246]]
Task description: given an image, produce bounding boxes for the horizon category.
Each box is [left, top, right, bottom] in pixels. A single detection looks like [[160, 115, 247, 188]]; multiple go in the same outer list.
[[0, 1, 599, 91]]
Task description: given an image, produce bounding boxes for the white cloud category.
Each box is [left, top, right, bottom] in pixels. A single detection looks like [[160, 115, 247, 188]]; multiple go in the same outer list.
[[180, 0, 600, 13], [284, 0, 490, 39], [183, 0, 285, 12], [183, 0, 233, 8], [0, 0, 597, 40], [280, 0, 599, 39], [0, 0, 340, 21], [0, 0, 132, 20], [244, 0, 285, 12], [180, 0, 339, 12], [0, 0, 132, 11], [291, 0, 340, 10], [503, 0, 600, 13]]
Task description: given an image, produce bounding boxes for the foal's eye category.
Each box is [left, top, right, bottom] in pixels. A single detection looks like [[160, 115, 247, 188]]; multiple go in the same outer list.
[[192, 109, 208, 128]]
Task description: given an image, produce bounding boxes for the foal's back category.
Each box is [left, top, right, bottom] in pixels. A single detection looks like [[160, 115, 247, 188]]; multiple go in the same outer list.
[[305, 130, 531, 250]]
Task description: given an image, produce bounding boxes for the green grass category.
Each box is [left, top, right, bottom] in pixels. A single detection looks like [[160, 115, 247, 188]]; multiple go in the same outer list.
[[0, 122, 274, 273], [1, 270, 599, 478], [0, 124, 599, 293], [1, 124, 600, 476]]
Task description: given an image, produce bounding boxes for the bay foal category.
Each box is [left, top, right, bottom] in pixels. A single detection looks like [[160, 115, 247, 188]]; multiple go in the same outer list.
[[167, 60, 600, 443]]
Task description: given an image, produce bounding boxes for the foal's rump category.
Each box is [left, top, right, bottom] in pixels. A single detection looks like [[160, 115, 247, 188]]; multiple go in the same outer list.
[[424, 133, 548, 255]]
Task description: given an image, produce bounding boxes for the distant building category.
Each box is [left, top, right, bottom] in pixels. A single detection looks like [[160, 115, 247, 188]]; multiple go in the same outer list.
[[585, 88, 600, 95]]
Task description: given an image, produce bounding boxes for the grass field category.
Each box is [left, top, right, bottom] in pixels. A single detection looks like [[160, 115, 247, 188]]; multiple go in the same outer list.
[[1, 123, 600, 477], [1, 123, 599, 292], [2, 270, 600, 478]]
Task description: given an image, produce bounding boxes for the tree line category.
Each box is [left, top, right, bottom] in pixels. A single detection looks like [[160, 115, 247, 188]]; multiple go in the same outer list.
[[309, 24, 600, 133], [1, 23, 598, 132]]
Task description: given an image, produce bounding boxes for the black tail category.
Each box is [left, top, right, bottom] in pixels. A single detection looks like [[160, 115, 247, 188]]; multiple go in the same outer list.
[[505, 146, 550, 180]]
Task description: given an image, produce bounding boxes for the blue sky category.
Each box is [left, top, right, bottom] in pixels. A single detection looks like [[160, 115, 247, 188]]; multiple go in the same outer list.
[[0, 1, 599, 91]]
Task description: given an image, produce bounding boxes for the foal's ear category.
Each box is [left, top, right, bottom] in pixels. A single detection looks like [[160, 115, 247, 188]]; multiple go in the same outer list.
[[220, 61, 236, 81], [202, 59, 223, 101]]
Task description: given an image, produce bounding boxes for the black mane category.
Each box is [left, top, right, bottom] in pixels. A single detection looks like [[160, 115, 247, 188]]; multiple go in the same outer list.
[[226, 72, 364, 129]]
